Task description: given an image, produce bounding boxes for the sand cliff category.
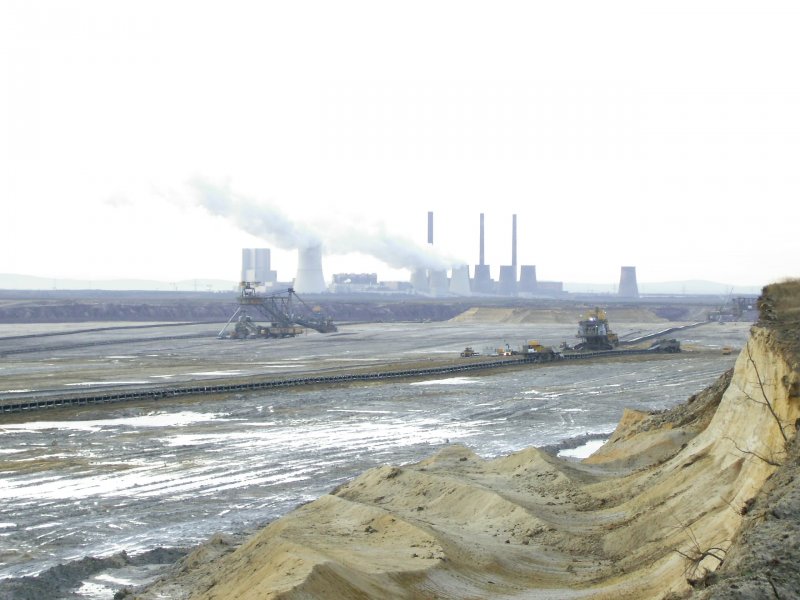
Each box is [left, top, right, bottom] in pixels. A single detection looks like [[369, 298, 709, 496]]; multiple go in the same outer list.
[[137, 281, 800, 599]]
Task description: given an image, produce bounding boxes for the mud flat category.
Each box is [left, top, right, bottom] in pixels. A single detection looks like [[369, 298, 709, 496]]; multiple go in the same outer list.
[[0, 307, 757, 598], [131, 282, 800, 599], [0, 316, 747, 411]]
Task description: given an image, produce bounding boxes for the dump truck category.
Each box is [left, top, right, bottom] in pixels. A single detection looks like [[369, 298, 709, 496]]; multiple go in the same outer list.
[[522, 340, 559, 361]]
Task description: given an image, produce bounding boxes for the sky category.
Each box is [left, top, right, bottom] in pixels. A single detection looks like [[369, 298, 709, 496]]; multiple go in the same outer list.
[[1, 1, 799, 290]]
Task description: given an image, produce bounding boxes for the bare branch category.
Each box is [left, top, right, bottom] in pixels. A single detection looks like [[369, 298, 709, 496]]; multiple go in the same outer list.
[[720, 494, 753, 516], [723, 436, 783, 467], [672, 516, 729, 584], [745, 342, 788, 443]]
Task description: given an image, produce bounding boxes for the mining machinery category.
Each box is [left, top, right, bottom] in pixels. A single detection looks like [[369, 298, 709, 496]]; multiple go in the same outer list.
[[218, 286, 337, 339], [574, 307, 619, 351]]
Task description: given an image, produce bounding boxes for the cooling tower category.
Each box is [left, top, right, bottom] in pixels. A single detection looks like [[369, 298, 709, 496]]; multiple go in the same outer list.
[[519, 265, 537, 293], [473, 264, 492, 294], [449, 265, 471, 296], [498, 265, 517, 296], [410, 268, 429, 293], [429, 269, 449, 295], [618, 266, 639, 298], [293, 245, 327, 294]]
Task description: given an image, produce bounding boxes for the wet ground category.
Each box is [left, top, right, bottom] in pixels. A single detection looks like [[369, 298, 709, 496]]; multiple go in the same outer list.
[[0, 319, 751, 598]]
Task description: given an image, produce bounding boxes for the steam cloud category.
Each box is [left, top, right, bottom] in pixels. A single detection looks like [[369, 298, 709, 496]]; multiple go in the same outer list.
[[190, 177, 321, 250], [189, 178, 463, 271]]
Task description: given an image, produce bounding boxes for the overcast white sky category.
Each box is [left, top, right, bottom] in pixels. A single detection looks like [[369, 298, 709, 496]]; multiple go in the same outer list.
[[1, 1, 798, 289]]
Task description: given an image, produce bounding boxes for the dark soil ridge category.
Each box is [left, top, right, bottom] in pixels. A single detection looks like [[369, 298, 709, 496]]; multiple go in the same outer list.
[[0, 290, 716, 325], [0, 548, 188, 600], [0, 297, 469, 324]]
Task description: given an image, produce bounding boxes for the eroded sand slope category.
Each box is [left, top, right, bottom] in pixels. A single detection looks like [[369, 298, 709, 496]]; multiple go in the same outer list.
[[139, 285, 800, 600]]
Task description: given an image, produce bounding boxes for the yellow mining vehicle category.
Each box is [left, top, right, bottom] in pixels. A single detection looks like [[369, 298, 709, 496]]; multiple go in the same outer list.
[[575, 307, 619, 351]]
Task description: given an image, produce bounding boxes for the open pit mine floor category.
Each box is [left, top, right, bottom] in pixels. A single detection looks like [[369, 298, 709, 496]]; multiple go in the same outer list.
[[0, 319, 752, 599]]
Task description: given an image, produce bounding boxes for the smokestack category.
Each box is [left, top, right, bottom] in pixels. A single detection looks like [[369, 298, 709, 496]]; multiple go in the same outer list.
[[479, 213, 485, 266], [512, 214, 517, 269], [618, 266, 639, 298], [294, 245, 327, 294], [427, 211, 433, 245]]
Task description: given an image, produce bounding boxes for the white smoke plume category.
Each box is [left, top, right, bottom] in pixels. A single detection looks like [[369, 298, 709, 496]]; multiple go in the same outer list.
[[189, 177, 321, 250], [189, 178, 464, 270], [324, 220, 459, 270]]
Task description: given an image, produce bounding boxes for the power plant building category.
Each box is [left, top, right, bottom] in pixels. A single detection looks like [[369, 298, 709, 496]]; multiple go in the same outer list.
[[331, 273, 379, 293], [241, 248, 277, 285], [242, 213, 626, 299]]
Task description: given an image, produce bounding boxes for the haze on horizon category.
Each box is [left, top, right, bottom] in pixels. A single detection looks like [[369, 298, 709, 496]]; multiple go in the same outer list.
[[1, 1, 799, 290]]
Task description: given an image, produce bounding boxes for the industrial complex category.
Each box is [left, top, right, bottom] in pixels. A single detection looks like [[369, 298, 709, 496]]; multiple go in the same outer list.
[[242, 212, 641, 299]]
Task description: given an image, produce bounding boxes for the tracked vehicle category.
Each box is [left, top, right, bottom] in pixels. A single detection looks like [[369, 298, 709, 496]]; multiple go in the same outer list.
[[574, 307, 619, 351]]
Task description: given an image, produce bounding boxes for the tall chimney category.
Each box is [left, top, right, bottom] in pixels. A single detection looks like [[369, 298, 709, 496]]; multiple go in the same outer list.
[[479, 213, 485, 266], [512, 214, 517, 270], [427, 211, 433, 245]]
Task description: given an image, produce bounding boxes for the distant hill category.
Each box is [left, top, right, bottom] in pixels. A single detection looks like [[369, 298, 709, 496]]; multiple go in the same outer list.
[[0, 273, 238, 292]]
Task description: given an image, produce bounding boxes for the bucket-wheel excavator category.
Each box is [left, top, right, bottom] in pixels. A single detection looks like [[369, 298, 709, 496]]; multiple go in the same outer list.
[[218, 286, 337, 339], [574, 307, 619, 350]]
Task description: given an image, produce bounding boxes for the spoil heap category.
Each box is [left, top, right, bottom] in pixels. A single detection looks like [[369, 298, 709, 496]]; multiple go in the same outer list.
[[136, 281, 800, 599]]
